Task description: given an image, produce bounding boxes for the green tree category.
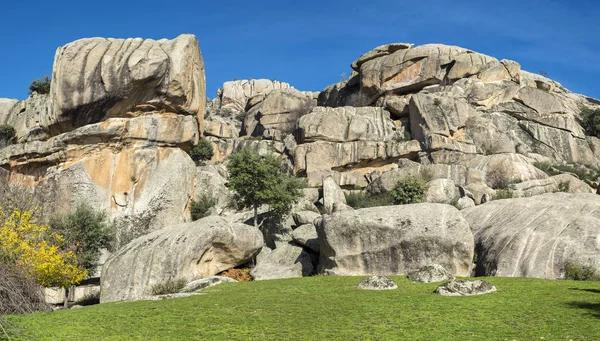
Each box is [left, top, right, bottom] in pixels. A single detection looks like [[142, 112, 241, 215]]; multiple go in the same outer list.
[[50, 204, 113, 275], [28, 75, 51, 95], [188, 137, 214, 164], [227, 147, 303, 227]]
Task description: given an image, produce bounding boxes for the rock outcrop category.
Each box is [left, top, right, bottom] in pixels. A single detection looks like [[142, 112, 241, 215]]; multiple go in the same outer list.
[[316, 204, 474, 276], [407, 264, 454, 283], [357, 275, 398, 290], [463, 193, 600, 279], [0, 34, 205, 232], [100, 216, 263, 303], [435, 280, 497, 296]]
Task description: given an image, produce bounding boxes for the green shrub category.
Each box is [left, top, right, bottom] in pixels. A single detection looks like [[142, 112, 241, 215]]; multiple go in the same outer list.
[[493, 189, 515, 200], [344, 191, 394, 209], [28, 75, 51, 95], [0, 125, 16, 147], [150, 278, 187, 295], [190, 195, 217, 221], [188, 138, 214, 164], [50, 204, 113, 275], [579, 106, 600, 138], [533, 161, 560, 176], [390, 176, 428, 205], [564, 263, 600, 281]]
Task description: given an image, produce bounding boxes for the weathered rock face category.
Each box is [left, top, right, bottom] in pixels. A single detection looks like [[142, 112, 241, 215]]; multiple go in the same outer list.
[[0, 35, 205, 142], [100, 216, 263, 303], [0, 34, 206, 237], [219, 79, 293, 113], [462, 193, 600, 279], [297, 106, 397, 143], [316, 204, 474, 276], [242, 88, 314, 140], [357, 275, 398, 290]]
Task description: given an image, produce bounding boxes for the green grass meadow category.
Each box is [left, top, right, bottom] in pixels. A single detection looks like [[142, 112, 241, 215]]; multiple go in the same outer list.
[[4, 276, 600, 340]]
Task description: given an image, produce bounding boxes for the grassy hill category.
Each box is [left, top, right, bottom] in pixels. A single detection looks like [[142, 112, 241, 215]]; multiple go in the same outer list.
[[4, 276, 600, 340]]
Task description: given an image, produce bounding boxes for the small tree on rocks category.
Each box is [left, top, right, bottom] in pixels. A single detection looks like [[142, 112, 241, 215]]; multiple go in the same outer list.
[[227, 147, 303, 227]]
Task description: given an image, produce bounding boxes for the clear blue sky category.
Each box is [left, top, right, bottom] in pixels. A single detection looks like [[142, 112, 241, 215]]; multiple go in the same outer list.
[[1, 0, 598, 101]]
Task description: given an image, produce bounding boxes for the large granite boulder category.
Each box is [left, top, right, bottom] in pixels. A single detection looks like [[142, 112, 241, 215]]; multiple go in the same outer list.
[[316, 204, 474, 276], [100, 216, 263, 303], [462, 193, 600, 279], [219, 79, 292, 113], [250, 242, 315, 280]]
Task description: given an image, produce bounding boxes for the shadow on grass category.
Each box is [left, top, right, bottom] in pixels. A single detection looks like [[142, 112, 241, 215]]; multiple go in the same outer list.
[[566, 302, 600, 318], [569, 288, 600, 294]]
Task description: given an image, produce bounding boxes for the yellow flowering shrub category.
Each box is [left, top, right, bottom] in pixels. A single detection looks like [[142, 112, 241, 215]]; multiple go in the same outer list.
[[0, 207, 87, 287]]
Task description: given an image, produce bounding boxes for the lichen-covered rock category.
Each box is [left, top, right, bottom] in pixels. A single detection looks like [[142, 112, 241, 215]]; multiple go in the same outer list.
[[357, 276, 398, 290], [407, 264, 454, 283], [426, 179, 459, 204], [100, 216, 263, 303], [316, 204, 474, 276], [323, 176, 346, 214], [435, 280, 497, 296], [462, 193, 600, 279]]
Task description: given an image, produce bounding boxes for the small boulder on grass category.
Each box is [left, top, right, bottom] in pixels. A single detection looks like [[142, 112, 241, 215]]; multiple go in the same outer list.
[[357, 276, 398, 290], [435, 279, 497, 296], [180, 276, 237, 293], [407, 264, 454, 283]]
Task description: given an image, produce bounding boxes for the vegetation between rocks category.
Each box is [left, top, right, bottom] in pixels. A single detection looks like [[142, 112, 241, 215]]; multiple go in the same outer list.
[[5, 276, 600, 340], [580, 106, 600, 138], [188, 137, 214, 164], [190, 195, 217, 221], [227, 147, 303, 227], [0, 125, 16, 147], [149, 279, 187, 296], [390, 176, 428, 205], [344, 191, 394, 209], [564, 263, 600, 281], [28, 75, 51, 95]]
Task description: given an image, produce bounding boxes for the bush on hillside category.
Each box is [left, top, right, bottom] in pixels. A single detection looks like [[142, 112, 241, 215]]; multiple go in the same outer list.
[[0, 208, 87, 288], [493, 188, 515, 200], [345, 191, 394, 209], [28, 75, 51, 95], [0, 124, 16, 147], [188, 138, 214, 164], [0, 262, 48, 315], [580, 106, 600, 138], [390, 176, 428, 205], [564, 263, 599, 281], [50, 204, 113, 275], [190, 195, 217, 221]]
